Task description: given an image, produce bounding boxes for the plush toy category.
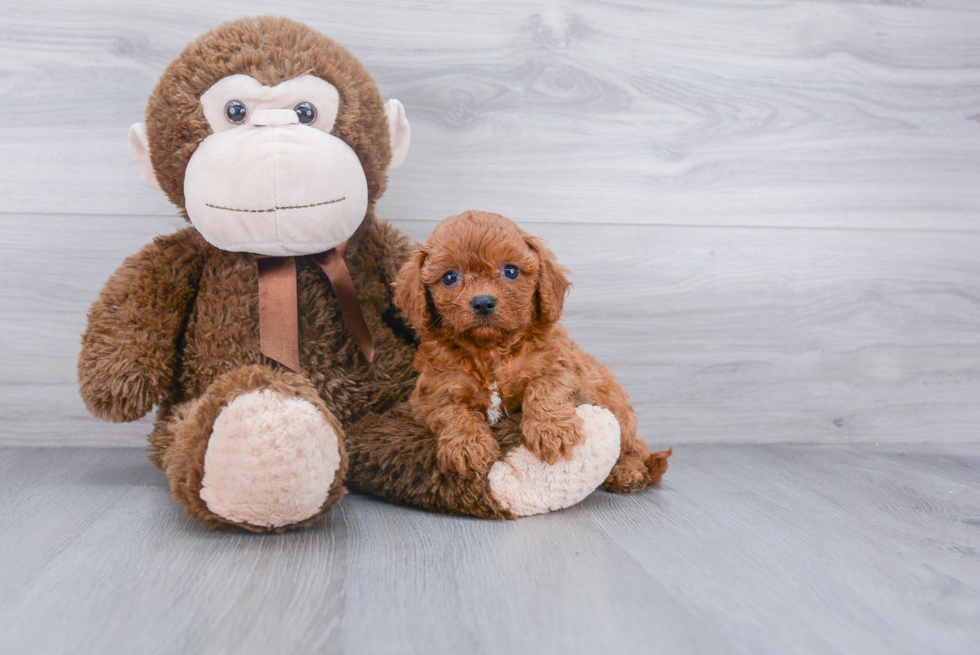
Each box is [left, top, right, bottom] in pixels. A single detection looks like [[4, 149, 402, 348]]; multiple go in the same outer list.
[[79, 16, 652, 532]]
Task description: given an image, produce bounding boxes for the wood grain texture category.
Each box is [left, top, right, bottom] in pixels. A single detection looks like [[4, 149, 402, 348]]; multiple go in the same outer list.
[[1, 1, 979, 229], [0, 444, 977, 654], [2, 1, 979, 446], [2, 215, 978, 445], [2, 5, 977, 653]]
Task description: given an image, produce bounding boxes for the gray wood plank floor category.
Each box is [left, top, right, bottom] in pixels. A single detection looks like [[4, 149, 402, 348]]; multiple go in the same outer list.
[[1, 444, 977, 655]]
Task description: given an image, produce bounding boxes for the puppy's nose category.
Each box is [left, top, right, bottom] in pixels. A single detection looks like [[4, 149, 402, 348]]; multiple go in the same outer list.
[[471, 295, 497, 316]]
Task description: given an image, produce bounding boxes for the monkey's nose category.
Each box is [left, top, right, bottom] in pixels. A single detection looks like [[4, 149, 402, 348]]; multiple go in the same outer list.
[[471, 295, 497, 316], [250, 108, 300, 127]]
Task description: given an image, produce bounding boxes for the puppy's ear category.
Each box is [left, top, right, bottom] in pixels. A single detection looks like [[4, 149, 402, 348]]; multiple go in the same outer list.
[[525, 234, 571, 324], [393, 245, 433, 334]]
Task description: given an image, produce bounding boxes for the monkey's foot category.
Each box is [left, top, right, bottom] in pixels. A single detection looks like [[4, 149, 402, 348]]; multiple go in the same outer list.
[[488, 404, 620, 517], [200, 388, 343, 529]]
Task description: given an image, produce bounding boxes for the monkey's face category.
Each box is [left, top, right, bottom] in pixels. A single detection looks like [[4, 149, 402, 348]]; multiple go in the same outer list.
[[127, 17, 411, 257], [182, 74, 368, 256]]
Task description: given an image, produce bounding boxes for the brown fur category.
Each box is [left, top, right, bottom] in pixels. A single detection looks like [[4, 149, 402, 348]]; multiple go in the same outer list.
[[79, 18, 666, 531], [346, 403, 524, 519], [145, 16, 393, 218], [79, 17, 420, 531], [394, 211, 671, 491], [156, 365, 349, 532]]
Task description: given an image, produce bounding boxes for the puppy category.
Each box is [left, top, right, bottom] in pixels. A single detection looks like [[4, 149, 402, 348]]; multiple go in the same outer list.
[[394, 210, 670, 492]]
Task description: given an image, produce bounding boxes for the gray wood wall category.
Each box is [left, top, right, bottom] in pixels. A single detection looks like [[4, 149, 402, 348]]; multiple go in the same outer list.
[[2, 0, 979, 446]]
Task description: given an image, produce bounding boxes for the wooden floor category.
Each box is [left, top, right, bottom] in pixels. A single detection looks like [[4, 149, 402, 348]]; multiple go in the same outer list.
[[1, 444, 977, 655]]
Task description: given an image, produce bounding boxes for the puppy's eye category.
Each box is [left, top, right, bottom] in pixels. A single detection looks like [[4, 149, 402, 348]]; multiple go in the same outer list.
[[294, 102, 317, 125], [224, 100, 248, 124], [502, 264, 520, 280], [442, 270, 459, 286]]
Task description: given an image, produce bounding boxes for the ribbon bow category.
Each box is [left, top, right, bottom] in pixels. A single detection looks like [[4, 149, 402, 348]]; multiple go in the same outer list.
[[254, 241, 374, 372]]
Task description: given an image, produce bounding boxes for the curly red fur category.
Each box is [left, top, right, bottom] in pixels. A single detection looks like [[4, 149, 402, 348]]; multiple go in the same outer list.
[[394, 211, 670, 490]]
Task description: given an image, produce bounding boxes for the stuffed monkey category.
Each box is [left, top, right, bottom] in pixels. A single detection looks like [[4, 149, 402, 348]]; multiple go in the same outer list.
[[79, 17, 643, 532]]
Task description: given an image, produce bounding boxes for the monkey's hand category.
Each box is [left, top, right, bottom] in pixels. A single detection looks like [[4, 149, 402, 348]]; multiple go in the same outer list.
[[78, 231, 204, 423], [78, 332, 173, 423]]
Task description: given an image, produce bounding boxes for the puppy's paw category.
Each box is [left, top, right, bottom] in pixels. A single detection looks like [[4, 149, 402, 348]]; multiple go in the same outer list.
[[437, 433, 500, 477], [522, 412, 584, 465], [602, 453, 653, 493]]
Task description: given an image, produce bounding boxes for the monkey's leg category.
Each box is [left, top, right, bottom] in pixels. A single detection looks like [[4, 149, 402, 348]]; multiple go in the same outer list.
[[345, 403, 620, 518], [150, 365, 347, 532]]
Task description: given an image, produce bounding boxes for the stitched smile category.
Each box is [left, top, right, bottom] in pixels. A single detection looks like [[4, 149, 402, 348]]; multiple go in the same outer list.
[[206, 197, 346, 213]]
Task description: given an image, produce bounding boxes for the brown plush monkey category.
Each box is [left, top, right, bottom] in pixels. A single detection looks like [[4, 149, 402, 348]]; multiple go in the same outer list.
[[79, 17, 633, 532]]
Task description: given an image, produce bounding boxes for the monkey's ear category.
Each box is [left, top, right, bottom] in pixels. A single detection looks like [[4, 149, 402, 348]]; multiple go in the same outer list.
[[526, 234, 571, 325], [127, 123, 161, 190], [384, 99, 411, 171], [393, 246, 432, 335]]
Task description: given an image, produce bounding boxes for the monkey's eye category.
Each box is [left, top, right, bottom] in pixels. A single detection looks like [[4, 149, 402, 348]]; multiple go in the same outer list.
[[294, 102, 317, 125], [224, 100, 248, 124], [442, 271, 459, 286], [502, 264, 520, 280]]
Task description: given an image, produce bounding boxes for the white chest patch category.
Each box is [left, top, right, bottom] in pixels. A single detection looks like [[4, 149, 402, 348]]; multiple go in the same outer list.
[[487, 382, 503, 426]]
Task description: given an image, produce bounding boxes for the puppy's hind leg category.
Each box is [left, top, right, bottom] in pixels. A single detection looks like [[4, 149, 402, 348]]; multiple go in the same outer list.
[[603, 448, 672, 493], [602, 424, 672, 493], [592, 374, 671, 493]]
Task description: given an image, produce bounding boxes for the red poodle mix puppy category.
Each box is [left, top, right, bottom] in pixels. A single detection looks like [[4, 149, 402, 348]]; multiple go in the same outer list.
[[394, 210, 670, 492]]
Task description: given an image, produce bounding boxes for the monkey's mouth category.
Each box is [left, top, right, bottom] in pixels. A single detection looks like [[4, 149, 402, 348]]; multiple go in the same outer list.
[[205, 197, 345, 213]]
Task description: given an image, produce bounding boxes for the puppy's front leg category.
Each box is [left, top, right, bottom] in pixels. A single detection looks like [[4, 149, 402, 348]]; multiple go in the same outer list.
[[426, 404, 501, 476], [521, 373, 583, 465]]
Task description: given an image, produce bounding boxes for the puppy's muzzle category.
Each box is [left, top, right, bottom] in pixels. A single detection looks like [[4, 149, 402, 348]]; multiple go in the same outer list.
[[471, 295, 497, 316]]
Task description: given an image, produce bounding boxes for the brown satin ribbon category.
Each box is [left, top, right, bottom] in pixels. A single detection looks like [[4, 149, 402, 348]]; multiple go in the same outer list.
[[254, 242, 374, 372], [312, 245, 375, 364], [256, 255, 301, 371]]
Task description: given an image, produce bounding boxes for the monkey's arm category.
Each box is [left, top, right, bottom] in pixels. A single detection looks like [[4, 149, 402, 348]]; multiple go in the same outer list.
[[78, 229, 206, 422], [371, 219, 420, 342], [375, 219, 414, 290]]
